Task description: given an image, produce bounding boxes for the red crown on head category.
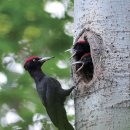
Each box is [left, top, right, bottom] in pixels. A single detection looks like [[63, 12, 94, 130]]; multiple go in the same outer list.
[[77, 40, 87, 44], [24, 56, 39, 66], [81, 53, 91, 60]]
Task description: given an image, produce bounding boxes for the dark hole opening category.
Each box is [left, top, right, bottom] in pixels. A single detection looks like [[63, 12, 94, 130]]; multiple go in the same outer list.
[[73, 38, 94, 81]]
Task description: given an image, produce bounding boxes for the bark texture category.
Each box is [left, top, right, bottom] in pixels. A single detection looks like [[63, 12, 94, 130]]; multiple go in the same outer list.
[[73, 0, 130, 130]]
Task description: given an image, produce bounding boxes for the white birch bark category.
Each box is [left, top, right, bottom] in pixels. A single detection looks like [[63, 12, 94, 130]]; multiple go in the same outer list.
[[73, 0, 130, 130]]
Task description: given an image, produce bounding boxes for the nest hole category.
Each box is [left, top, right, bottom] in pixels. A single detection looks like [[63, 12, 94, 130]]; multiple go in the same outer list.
[[73, 38, 94, 82]]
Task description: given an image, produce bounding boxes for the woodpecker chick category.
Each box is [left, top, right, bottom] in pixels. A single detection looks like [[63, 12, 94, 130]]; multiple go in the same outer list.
[[72, 40, 90, 60], [72, 39, 93, 78], [24, 56, 74, 130], [72, 53, 93, 79]]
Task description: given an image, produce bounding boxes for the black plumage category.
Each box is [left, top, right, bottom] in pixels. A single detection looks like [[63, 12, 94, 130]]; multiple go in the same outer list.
[[24, 56, 74, 130], [72, 40, 93, 78], [80, 53, 94, 79], [73, 40, 90, 60]]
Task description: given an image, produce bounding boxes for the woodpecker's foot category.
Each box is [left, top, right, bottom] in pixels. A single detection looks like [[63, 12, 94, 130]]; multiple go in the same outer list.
[[70, 86, 75, 98], [70, 86, 75, 93], [71, 86, 76, 90]]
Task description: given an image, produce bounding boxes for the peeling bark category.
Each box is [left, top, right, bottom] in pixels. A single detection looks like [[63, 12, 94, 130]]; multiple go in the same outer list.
[[73, 0, 130, 130]]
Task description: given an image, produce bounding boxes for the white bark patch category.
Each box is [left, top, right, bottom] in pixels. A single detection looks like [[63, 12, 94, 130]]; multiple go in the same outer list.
[[74, 0, 130, 130]]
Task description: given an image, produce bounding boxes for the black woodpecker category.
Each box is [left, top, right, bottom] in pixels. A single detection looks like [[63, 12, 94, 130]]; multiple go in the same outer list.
[[24, 56, 74, 130]]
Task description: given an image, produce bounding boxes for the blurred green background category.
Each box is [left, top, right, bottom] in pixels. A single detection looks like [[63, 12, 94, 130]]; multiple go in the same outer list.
[[0, 0, 74, 129]]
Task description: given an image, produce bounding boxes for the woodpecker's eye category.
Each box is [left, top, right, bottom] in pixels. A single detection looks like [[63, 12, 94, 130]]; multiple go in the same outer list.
[[33, 59, 36, 62]]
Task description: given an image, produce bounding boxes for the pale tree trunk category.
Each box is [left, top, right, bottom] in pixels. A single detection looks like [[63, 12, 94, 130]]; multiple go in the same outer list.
[[73, 0, 130, 130]]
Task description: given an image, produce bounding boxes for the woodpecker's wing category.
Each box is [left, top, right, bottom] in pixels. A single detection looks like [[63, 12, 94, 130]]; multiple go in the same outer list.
[[48, 77, 74, 97], [45, 95, 74, 130], [42, 78, 68, 127], [44, 77, 72, 101], [41, 77, 74, 130]]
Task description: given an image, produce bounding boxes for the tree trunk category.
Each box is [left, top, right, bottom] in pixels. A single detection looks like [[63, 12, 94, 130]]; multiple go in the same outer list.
[[73, 0, 130, 130]]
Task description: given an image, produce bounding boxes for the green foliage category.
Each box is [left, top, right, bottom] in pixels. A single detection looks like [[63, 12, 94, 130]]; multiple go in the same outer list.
[[0, 0, 74, 129]]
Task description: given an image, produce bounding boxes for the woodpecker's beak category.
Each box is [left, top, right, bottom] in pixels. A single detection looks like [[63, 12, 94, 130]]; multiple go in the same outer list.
[[65, 48, 81, 58], [72, 61, 83, 65], [38, 56, 54, 63], [70, 50, 83, 58], [72, 61, 84, 73], [65, 48, 74, 53], [70, 51, 77, 58]]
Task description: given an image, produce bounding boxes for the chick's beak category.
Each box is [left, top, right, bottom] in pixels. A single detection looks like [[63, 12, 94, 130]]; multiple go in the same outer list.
[[38, 56, 55, 63]]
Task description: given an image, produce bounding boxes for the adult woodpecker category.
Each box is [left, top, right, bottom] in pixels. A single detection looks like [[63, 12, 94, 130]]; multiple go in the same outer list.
[[24, 56, 74, 130]]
